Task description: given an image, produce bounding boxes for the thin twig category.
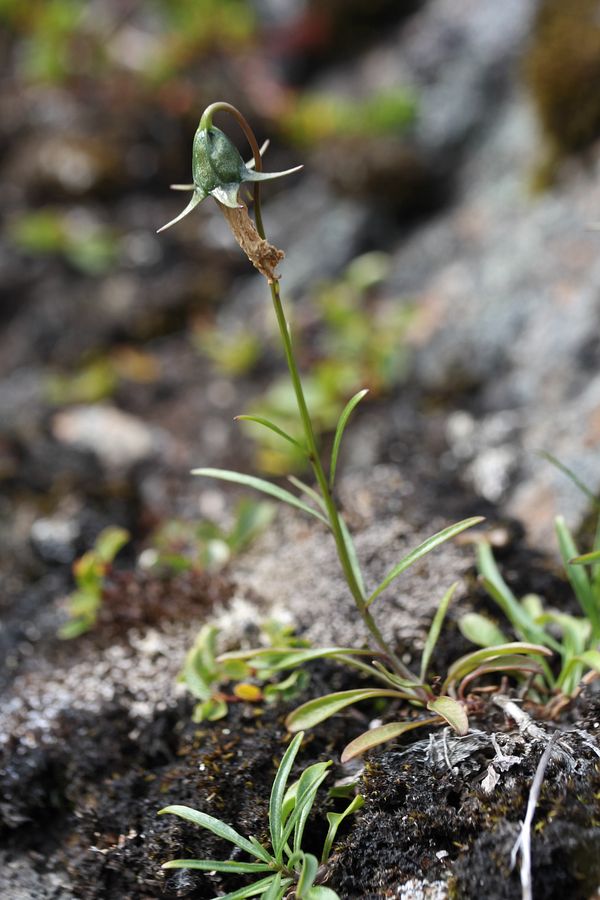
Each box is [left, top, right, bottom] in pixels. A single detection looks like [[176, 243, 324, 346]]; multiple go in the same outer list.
[[510, 732, 558, 900], [492, 695, 547, 741], [442, 728, 453, 771]]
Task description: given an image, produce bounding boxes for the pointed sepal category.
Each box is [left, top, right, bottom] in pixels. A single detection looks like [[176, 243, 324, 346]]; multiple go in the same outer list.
[[242, 164, 303, 183], [157, 191, 204, 233]]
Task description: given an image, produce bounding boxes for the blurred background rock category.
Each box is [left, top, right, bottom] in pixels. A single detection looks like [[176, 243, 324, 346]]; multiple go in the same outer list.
[[2, 0, 600, 609]]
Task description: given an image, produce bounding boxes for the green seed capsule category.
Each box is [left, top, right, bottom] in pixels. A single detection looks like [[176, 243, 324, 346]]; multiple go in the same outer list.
[[192, 126, 246, 200], [158, 109, 302, 232]]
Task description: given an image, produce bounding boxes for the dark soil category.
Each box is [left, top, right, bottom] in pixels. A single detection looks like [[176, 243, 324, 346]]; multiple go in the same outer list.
[[330, 688, 600, 899], [2, 577, 599, 900], [0, 658, 366, 900]]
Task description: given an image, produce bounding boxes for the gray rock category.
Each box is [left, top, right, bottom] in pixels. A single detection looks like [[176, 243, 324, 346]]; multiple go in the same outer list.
[[386, 91, 600, 546], [51, 404, 166, 473], [0, 851, 74, 900], [225, 465, 477, 653], [311, 0, 539, 176]]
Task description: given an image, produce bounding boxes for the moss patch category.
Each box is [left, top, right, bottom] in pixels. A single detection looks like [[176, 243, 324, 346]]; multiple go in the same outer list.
[[524, 0, 600, 179]]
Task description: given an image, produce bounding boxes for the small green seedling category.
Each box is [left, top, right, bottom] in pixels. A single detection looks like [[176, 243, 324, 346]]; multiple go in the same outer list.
[[180, 621, 310, 722], [194, 323, 262, 377], [280, 88, 416, 147], [461, 530, 600, 698], [148, 498, 274, 574], [220, 583, 550, 761], [10, 208, 119, 275], [159, 731, 363, 899], [59, 526, 130, 638], [460, 454, 600, 700]]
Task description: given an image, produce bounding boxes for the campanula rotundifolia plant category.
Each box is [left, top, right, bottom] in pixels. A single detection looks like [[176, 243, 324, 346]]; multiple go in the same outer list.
[[159, 102, 485, 752]]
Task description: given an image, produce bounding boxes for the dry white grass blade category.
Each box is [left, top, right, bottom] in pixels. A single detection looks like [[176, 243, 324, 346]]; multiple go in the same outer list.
[[510, 732, 558, 900], [492, 695, 547, 741]]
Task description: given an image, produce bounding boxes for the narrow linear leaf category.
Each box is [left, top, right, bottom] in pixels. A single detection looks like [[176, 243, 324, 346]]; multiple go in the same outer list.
[[576, 649, 600, 672], [192, 468, 329, 526], [249, 835, 270, 859], [162, 860, 272, 873], [231, 647, 377, 672], [260, 872, 283, 900], [521, 593, 544, 620], [286, 689, 402, 732], [217, 875, 290, 900], [269, 732, 304, 861], [458, 655, 546, 697], [442, 642, 552, 692], [480, 575, 561, 654], [236, 415, 307, 453], [158, 806, 270, 862], [329, 389, 369, 489], [557, 657, 585, 696], [420, 582, 459, 683], [367, 517, 484, 607], [283, 764, 331, 854], [477, 542, 548, 645], [339, 515, 366, 598], [341, 718, 442, 763], [478, 546, 561, 651], [571, 549, 600, 565], [477, 540, 517, 601], [556, 516, 600, 634], [537, 612, 589, 658], [288, 476, 328, 514], [321, 795, 364, 864], [371, 661, 425, 691], [332, 653, 406, 690], [426, 697, 468, 735], [539, 451, 600, 507], [281, 779, 300, 831]]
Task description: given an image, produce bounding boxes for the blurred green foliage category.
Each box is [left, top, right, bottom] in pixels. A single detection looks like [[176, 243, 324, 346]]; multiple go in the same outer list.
[[194, 326, 262, 377], [243, 253, 413, 474], [146, 498, 275, 574], [60, 525, 130, 638], [47, 348, 160, 405], [281, 89, 417, 147], [47, 358, 118, 405], [10, 209, 119, 275], [0, 0, 256, 84], [0, 0, 91, 82], [147, 0, 255, 82]]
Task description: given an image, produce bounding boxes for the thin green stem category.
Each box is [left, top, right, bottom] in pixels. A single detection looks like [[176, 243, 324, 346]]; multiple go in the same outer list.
[[267, 279, 415, 682], [206, 103, 420, 687]]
